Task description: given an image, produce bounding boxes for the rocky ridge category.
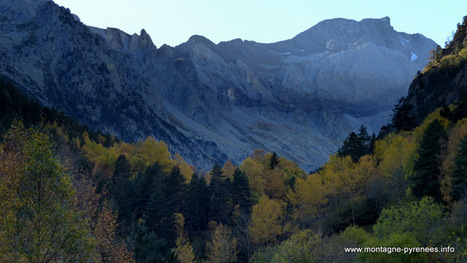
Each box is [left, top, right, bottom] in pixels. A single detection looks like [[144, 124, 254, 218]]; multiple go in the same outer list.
[[0, 0, 437, 170]]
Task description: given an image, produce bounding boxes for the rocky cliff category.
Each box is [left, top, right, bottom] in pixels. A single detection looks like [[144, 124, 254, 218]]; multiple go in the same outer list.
[[0, 0, 437, 170], [401, 17, 467, 126]]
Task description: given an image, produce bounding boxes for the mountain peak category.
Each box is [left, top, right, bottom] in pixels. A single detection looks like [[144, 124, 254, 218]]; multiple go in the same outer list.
[[130, 28, 156, 51], [360, 16, 393, 29], [0, 0, 438, 171], [186, 35, 216, 47]]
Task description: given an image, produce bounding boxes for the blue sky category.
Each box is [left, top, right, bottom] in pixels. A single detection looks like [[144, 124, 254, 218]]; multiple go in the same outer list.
[[53, 0, 466, 47]]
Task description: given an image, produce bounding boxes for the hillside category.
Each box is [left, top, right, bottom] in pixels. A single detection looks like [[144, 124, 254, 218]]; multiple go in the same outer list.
[[0, 0, 437, 171], [396, 16, 467, 129]]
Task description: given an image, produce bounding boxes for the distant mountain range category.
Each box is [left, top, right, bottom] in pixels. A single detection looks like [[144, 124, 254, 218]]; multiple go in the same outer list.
[[0, 0, 437, 170]]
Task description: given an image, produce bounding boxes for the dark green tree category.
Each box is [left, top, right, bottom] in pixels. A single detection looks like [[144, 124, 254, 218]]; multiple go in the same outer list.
[[134, 223, 176, 263], [144, 169, 177, 249], [410, 119, 446, 201], [338, 125, 372, 162], [164, 166, 187, 214], [451, 136, 467, 201], [231, 168, 253, 216], [231, 168, 253, 262], [132, 163, 164, 219], [185, 173, 210, 235], [208, 163, 233, 225], [269, 152, 280, 170], [111, 154, 132, 236], [391, 96, 415, 131], [338, 132, 360, 162]]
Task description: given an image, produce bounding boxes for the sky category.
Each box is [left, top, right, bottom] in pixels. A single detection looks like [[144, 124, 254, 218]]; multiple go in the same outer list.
[[52, 0, 466, 48]]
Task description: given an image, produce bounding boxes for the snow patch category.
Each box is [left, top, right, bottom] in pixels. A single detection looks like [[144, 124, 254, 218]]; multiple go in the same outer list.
[[410, 51, 418, 61]]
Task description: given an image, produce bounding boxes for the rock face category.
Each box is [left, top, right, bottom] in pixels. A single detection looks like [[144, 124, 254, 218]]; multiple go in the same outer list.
[[0, 0, 437, 171], [401, 17, 467, 126]]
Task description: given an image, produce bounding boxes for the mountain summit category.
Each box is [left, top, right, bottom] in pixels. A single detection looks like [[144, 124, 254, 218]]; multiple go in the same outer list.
[[0, 1, 437, 170]]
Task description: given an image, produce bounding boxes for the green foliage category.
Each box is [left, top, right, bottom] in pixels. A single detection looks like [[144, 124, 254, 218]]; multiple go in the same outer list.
[[338, 125, 373, 162], [451, 135, 467, 200], [0, 123, 97, 261], [249, 246, 277, 263], [410, 119, 447, 201], [231, 168, 253, 216], [374, 133, 415, 201], [208, 163, 233, 225], [111, 154, 132, 235], [134, 223, 176, 263], [185, 173, 210, 235], [374, 197, 447, 245], [426, 16, 467, 70], [144, 165, 178, 248], [391, 96, 416, 131], [271, 230, 319, 263]]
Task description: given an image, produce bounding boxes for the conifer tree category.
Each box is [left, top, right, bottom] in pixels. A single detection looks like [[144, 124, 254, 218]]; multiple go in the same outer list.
[[185, 173, 210, 235], [269, 152, 280, 170], [132, 163, 163, 219], [410, 119, 446, 201], [232, 168, 253, 216], [451, 136, 467, 201], [111, 154, 132, 235], [339, 126, 378, 162], [209, 163, 233, 225], [165, 166, 187, 214], [144, 166, 177, 248], [391, 96, 415, 131]]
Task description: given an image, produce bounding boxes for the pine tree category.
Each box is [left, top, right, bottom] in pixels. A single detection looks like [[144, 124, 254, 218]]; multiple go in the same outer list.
[[209, 163, 233, 225], [338, 132, 362, 162], [165, 166, 187, 214], [144, 167, 177, 248], [185, 173, 210, 235], [231, 168, 253, 216], [339, 125, 376, 162], [134, 223, 176, 262], [357, 125, 371, 155], [231, 168, 253, 262], [391, 96, 415, 131], [111, 154, 132, 236], [269, 152, 280, 170], [410, 119, 446, 201], [451, 136, 467, 201], [132, 163, 163, 219]]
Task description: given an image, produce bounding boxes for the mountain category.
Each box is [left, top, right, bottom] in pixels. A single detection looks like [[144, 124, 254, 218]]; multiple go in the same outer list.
[[0, 0, 437, 170], [397, 16, 467, 127]]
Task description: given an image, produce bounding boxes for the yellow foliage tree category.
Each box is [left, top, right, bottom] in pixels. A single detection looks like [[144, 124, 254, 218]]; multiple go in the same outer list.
[[174, 213, 196, 263], [174, 153, 194, 183], [240, 157, 265, 198], [248, 195, 284, 247], [206, 223, 238, 263], [264, 168, 288, 199], [287, 173, 329, 230], [374, 133, 415, 198], [223, 159, 237, 179]]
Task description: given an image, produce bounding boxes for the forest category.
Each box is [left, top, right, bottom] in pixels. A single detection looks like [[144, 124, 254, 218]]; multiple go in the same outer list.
[[0, 17, 466, 263]]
